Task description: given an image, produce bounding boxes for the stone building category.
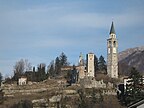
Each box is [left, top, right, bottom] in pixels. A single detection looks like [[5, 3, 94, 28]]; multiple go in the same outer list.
[[107, 22, 118, 78], [86, 53, 95, 77], [78, 53, 86, 79], [80, 77, 114, 89]]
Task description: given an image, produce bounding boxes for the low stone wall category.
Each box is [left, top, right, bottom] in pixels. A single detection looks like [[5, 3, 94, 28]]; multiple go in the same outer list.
[[4, 88, 47, 93], [102, 89, 117, 95], [32, 98, 48, 108], [80, 77, 114, 89], [2, 85, 61, 98], [63, 90, 77, 94], [3, 88, 48, 97]]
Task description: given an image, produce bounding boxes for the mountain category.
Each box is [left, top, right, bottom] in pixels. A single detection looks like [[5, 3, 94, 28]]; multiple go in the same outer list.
[[118, 46, 144, 75]]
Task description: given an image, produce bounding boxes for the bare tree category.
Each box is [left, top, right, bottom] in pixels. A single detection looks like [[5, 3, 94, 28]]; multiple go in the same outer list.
[[13, 59, 32, 81], [14, 59, 25, 75], [24, 59, 32, 71], [47, 60, 55, 77]]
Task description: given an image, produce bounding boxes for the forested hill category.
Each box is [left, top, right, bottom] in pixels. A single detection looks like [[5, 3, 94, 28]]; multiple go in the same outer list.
[[118, 46, 144, 75]]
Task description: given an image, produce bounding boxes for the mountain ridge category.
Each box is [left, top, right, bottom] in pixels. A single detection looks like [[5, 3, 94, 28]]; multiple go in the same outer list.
[[118, 46, 144, 61], [118, 46, 144, 75]]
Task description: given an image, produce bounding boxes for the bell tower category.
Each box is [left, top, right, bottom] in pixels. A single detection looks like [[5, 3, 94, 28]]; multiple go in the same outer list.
[[107, 22, 118, 78]]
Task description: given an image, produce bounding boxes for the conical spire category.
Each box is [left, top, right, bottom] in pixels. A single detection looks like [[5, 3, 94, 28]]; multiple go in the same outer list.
[[109, 21, 115, 34]]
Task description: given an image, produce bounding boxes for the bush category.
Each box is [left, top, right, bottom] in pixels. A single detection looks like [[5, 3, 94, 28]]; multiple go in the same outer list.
[[11, 100, 33, 108]]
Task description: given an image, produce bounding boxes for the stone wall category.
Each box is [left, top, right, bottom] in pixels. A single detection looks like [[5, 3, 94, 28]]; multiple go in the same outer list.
[[2, 79, 64, 98], [80, 77, 114, 89], [102, 89, 117, 95]]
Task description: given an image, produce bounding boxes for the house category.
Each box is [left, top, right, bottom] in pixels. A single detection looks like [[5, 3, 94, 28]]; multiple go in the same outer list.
[[18, 76, 27, 85], [124, 76, 144, 91]]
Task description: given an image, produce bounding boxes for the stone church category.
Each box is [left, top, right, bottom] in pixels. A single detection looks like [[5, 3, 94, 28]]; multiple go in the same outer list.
[[78, 22, 118, 79]]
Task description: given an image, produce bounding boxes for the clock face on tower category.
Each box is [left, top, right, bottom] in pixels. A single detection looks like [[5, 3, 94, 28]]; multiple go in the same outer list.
[[108, 48, 110, 54], [113, 48, 116, 53]]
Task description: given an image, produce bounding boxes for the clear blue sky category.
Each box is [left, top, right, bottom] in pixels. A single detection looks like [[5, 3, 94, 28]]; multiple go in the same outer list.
[[0, 0, 144, 77]]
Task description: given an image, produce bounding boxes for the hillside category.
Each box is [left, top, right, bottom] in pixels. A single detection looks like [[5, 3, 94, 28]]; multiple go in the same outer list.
[[0, 78, 125, 108], [118, 46, 144, 75]]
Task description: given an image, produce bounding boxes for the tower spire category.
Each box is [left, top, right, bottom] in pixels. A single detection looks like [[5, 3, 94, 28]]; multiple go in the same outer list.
[[109, 21, 115, 34]]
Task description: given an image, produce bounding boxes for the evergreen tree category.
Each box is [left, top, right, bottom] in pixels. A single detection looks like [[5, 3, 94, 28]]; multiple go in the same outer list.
[[55, 57, 61, 75], [36, 63, 46, 81], [124, 67, 144, 105], [94, 55, 99, 75], [116, 67, 143, 105], [59, 52, 69, 66], [0, 72, 2, 86], [98, 55, 107, 73]]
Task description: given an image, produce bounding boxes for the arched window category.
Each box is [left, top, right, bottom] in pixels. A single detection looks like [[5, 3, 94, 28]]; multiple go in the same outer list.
[[113, 41, 116, 47], [109, 41, 111, 47]]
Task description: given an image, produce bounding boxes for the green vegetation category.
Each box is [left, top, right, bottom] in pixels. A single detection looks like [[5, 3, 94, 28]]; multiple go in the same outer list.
[[55, 57, 61, 75], [0, 72, 2, 86], [98, 55, 107, 73], [118, 67, 144, 106], [47, 52, 69, 77], [10, 52, 69, 82], [94, 55, 99, 75], [59, 52, 69, 66], [77, 88, 124, 108], [91, 54, 107, 75], [8, 52, 108, 83], [1, 52, 126, 108], [10, 100, 33, 108], [125, 67, 144, 105], [36, 63, 47, 82]]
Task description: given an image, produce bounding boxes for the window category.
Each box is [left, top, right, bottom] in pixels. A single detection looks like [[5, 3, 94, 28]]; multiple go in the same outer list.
[[109, 41, 111, 47], [113, 41, 116, 47]]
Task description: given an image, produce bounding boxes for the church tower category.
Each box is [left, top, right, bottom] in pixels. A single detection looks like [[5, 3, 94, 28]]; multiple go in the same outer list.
[[79, 52, 84, 66], [107, 22, 118, 78], [78, 53, 85, 79]]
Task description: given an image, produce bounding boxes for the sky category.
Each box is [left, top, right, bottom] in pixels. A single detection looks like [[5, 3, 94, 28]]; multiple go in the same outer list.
[[0, 0, 144, 77]]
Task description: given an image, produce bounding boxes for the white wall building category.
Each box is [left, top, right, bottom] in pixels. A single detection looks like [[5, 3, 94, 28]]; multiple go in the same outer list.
[[124, 76, 144, 90], [18, 77, 27, 85]]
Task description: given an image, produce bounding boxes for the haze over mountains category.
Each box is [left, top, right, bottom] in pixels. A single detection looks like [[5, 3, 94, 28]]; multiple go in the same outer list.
[[118, 46, 144, 75]]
